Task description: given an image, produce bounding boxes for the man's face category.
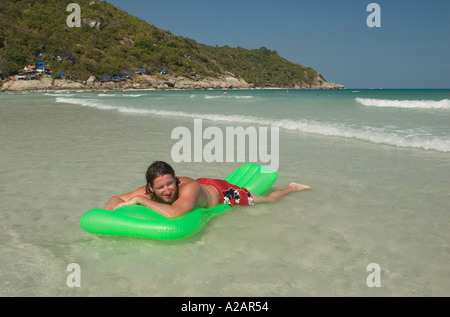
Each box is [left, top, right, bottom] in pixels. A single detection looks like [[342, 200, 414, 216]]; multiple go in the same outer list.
[[151, 174, 177, 204]]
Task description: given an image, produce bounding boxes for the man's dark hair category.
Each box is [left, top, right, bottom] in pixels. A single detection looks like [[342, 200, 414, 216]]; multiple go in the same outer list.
[[145, 161, 176, 195]]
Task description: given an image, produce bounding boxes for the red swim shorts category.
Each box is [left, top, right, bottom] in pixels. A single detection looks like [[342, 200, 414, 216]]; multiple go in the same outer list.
[[196, 178, 254, 207]]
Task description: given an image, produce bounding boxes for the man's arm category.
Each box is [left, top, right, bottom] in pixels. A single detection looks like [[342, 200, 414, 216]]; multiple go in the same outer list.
[[114, 181, 201, 218], [104, 185, 147, 210]]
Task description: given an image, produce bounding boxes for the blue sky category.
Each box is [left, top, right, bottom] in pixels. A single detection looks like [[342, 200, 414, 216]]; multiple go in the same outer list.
[[106, 0, 450, 89]]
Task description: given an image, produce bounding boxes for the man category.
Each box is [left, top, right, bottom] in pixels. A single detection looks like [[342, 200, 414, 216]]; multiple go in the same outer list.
[[104, 161, 311, 218]]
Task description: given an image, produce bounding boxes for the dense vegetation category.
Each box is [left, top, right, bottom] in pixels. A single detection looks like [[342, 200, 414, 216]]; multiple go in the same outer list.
[[0, 0, 319, 87]]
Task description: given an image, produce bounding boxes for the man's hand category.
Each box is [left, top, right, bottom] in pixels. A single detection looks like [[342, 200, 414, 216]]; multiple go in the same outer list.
[[114, 195, 149, 209], [104, 196, 125, 210]]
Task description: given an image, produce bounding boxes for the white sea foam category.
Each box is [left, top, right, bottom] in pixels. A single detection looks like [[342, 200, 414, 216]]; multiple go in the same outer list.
[[97, 93, 117, 97], [55, 96, 450, 152], [270, 119, 450, 152], [204, 95, 254, 99], [56, 97, 119, 110], [122, 94, 144, 97], [45, 93, 74, 97], [356, 97, 450, 110], [233, 95, 254, 99], [204, 95, 222, 99]]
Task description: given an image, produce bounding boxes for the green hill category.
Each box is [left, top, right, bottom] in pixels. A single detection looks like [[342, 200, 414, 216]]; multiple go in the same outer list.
[[0, 0, 341, 88]]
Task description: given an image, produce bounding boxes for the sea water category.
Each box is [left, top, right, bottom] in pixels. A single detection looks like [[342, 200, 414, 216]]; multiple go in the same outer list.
[[0, 89, 449, 296]]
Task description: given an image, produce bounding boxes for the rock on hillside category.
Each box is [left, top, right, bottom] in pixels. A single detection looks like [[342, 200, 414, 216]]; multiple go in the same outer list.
[[1, 72, 343, 92]]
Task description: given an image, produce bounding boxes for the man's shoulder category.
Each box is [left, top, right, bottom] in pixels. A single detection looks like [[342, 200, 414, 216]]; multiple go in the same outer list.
[[177, 177, 202, 201], [178, 176, 196, 183], [178, 177, 200, 189]]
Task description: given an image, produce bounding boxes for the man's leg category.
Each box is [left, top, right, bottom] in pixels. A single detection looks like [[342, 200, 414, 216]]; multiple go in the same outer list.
[[251, 183, 312, 204]]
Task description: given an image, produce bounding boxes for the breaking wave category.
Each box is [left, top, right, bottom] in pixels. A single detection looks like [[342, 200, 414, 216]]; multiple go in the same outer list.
[[204, 95, 254, 99], [55, 96, 450, 152], [356, 98, 450, 110]]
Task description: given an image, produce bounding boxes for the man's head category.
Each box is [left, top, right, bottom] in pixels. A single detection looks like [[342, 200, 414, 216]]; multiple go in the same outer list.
[[145, 161, 178, 204]]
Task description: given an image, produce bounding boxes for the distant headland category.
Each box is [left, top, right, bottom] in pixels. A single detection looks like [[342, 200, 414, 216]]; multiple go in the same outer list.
[[0, 0, 344, 92]]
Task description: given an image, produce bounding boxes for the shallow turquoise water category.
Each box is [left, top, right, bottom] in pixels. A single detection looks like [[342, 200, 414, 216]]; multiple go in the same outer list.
[[0, 89, 449, 296]]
